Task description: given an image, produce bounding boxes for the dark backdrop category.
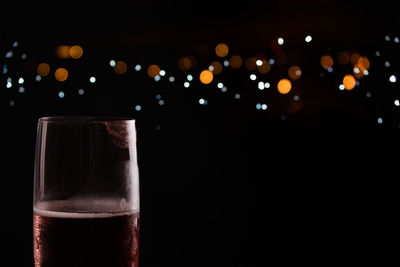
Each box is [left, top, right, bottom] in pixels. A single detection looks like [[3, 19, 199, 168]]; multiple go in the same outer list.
[[2, 1, 400, 266]]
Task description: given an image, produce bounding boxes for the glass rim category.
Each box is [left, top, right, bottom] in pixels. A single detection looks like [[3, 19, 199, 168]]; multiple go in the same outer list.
[[38, 116, 135, 123]]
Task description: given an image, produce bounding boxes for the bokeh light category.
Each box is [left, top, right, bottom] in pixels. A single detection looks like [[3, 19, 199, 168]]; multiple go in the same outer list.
[[56, 45, 70, 59], [114, 60, 127, 75], [288, 65, 302, 80], [37, 63, 50, 77], [69, 45, 83, 59], [229, 55, 243, 69], [178, 57, 191, 71], [343, 74, 356, 90], [337, 51, 350, 65], [55, 67, 68, 82], [320, 55, 334, 70], [245, 57, 257, 71], [277, 78, 292, 94], [215, 43, 229, 58], [209, 61, 223, 75], [147, 64, 160, 78], [257, 60, 271, 74], [200, 70, 213, 84]]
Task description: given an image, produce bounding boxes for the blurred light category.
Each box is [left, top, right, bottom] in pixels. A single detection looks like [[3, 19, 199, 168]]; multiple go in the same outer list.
[[90, 76, 96, 83], [18, 77, 24, 84], [375, 51, 381, 57], [277, 37, 284, 45], [293, 95, 300, 101], [320, 55, 334, 70], [327, 67, 333, 73], [55, 67, 68, 82], [234, 93, 241, 99], [155, 94, 161, 100], [78, 89, 85, 95], [58, 91, 65, 98], [217, 82, 224, 89], [18, 86, 24, 93], [229, 55, 243, 69], [35, 75, 41, 82], [250, 74, 257, 80], [135, 105, 142, 111], [56, 45, 70, 59], [9, 100, 15, 107], [269, 58, 275, 65], [245, 57, 257, 71], [384, 61, 390, 67], [210, 61, 222, 75], [114, 60, 127, 75], [3, 65, 7, 74], [147, 64, 160, 78], [159, 70, 166, 76], [385, 35, 390, 41], [5, 51, 13, 58], [199, 70, 213, 84], [187, 74, 193, 81], [37, 63, 50, 77], [343, 74, 356, 90], [339, 84, 345, 90], [305, 35, 312, 42], [169, 76, 175, 82], [12, 41, 18, 47], [257, 60, 271, 74], [394, 37, 399, 43], [178, 57, 191, 71], [184, 82, 190, 88], [377, 117, 383, 124], [221, 86, 227, 92], [21, 53, 27, 60], [261, 104, 267, 110], [158, 99, 165, 105], [357, 56, 370, 70], [135, 64, 141, 71], [256, 59, 263, 66], [337, 51, 350, 65], [109, 60, 116, 67], [350, 52, 360, 65], [256, 103, 261, 110], [264, 82, 270, 89], [154, 75, 161, 81], [394, 99, 400, 106], [288, 65, 302, 80], [223, 60, 229, 67], [199, 98, 208, 105], [389, 75, 397, 83], [258, 81, 264, 90], [69, 45, 83, 59], [215, 43, 229, 57], [365, 91, 372, 98], [6, 80, 12, 88], [277, 78, 292, 94]]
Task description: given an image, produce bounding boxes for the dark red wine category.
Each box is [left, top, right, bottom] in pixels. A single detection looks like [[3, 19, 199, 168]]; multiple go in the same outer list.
[[33, 201, 139, 267]]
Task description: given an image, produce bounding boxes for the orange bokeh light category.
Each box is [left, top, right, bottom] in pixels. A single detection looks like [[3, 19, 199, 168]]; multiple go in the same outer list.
[[114, 60, 127, 75], [343, 74, 356, 90], [210, 61, 223, 75], [178, 57, 191, 71], [69, 45, 83, 59], [288, 65, 302, 80], [229, 55, 243, 69], [54, 67, 68, 82], [215, 43, 229, 58], [200, 70, 214, 84], [37, 63, 50, 77], [56, 45, 70, 59], [277, 78, 292, 94], [320, 55, 334, 70], [147, 64, 160, 78], [257, 60, 271, 74]]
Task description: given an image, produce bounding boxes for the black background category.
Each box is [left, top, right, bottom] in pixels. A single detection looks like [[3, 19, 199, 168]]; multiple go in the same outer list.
[[2, 1, 400, 266]]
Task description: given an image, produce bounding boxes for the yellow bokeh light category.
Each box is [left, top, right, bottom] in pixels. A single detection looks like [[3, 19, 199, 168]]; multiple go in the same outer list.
[[229, 55, 243, 69], [343, 74, 356, 90], [37, 63, 50, 77], [54, 67, 68, 82], [210, 61, 222, 75], [56, 45, 70, 59], [288, 65, 302, 80], [320, 55, 334, 70], [200, 70, 213, 84], [277, 78, 292, 94], [69, 45, 83, 59], [114, 60, 127, 75], [147, 64, 160, 78], [215, 43, 229, 58]]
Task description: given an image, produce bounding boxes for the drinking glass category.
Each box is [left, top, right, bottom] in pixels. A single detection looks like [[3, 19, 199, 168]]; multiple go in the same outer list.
[[33, 117, 140, 267]]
